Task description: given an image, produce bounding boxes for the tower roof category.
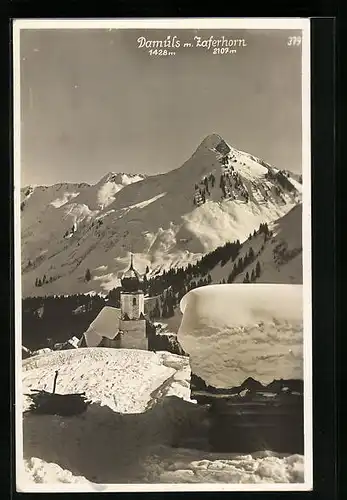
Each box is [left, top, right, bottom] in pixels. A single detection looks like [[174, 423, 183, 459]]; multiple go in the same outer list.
[[121, 254, 142, 291]]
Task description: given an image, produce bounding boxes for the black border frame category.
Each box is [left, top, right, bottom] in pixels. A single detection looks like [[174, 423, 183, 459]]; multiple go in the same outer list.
[[3, 11, 337, 500]]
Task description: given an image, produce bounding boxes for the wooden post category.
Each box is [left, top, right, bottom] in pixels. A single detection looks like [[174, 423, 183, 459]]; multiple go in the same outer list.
[[52, 370, 58, 394]]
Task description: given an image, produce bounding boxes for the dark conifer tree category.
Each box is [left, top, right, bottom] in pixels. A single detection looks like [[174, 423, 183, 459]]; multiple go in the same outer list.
[[167, 300, 175, 317], [250, 247, 255, 258], [255, 261, 261, 278], [161, 300, 168, 318], [153, 299, 160, 318], [231, 263, 237, 281]]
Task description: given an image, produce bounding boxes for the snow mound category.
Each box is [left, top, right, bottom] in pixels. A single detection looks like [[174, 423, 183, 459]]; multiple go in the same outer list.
[[146, 448, 304, 484], [22, 457, 91, 485], [178, 284, 303, 388], [22, 348, 188, 414]]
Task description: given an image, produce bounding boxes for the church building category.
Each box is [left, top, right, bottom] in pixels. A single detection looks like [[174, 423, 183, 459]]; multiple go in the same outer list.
[[81, 254, 148, 350], [118, 254, 147, 350]]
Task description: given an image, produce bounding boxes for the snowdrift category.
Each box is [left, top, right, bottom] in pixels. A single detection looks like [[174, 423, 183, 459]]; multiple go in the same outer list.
[[22, 348, 188, 414], [178, 284, 303, 388]]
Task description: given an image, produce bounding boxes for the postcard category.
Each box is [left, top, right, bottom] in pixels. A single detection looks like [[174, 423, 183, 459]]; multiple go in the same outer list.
[[13, 17, 312, 492]]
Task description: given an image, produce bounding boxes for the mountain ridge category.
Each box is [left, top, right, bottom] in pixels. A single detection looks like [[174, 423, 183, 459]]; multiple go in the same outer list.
[[21, 134, 302, 297]]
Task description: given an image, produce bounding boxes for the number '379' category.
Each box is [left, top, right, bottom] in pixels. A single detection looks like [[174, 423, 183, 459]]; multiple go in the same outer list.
[[287, 36, 302, 46]]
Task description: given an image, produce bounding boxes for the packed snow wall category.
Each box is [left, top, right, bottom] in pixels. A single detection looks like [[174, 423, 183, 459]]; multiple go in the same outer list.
[[177, 283, 303, 389], [177, 284, 305, 453]]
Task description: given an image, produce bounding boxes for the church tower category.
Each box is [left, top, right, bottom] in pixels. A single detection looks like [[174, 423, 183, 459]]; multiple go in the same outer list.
[[119, 254, 147, 350]]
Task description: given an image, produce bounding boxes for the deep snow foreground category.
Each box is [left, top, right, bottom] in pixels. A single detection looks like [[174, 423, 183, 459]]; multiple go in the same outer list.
[[178, 284, 303, 388], [19, 348, 304, 488]]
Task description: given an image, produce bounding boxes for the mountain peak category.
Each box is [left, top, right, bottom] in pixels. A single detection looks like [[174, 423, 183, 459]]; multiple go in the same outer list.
[[20, 133, 302, 298], [199, 133, 223, 147], [196, 134, 232, 156], [100, 172, 146, 185]]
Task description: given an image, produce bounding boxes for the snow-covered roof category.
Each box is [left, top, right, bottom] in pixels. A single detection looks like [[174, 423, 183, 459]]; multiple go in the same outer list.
[[84, 306, 121, 342], [178, 284, 303, 388], [68, 336, 80, 348]]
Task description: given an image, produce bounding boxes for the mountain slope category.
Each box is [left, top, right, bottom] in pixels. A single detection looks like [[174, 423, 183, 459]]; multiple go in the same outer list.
[[21, 134, 301, 297], [210, 203, 303, 285], [148, 204, 303, 335]]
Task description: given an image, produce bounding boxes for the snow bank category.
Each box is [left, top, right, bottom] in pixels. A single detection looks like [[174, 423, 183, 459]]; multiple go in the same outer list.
[[177, 284, 303, 388], [22, 348, 182, 414], [22, 458, 91, 485], [146, 448, 304, 484]]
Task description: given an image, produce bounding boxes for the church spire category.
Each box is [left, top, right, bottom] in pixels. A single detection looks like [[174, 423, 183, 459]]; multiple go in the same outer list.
[[121, 252, 142, 292]]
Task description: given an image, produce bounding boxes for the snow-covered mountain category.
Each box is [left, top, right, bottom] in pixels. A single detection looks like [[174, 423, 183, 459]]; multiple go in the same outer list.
[[21, 134, 302, 297], [154, 204, 303, 336], [210, 202, 303, 286]]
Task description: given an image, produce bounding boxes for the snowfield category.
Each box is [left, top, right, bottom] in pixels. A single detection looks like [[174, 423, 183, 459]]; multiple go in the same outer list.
[[178, 284, 303, 388], [19, 348, 305, 489]]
